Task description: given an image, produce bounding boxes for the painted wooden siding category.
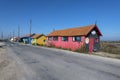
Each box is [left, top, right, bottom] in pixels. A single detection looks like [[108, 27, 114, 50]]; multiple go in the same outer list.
[[47, 36, 85, 50], [36, 36, 46, 45]]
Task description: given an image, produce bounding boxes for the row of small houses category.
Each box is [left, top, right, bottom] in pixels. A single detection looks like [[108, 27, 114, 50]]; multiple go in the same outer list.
[[19, 34, 46, 45], [17, 24, 102, 52]]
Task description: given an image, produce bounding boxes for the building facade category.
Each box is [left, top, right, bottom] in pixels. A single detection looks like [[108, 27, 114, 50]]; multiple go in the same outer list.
[[47, 24, 102, 52]]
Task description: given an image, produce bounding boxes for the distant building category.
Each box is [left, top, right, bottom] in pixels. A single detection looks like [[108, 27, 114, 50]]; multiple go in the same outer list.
[[10, 37, 17, 42], [47, 24, 102, 52], [19, 33, 35, 44], [31, 34, 46, 46]]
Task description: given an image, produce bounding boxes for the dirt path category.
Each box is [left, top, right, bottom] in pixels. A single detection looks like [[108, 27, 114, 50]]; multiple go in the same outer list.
[[93, 52, 120, 59], [0, 47, 25, 80]]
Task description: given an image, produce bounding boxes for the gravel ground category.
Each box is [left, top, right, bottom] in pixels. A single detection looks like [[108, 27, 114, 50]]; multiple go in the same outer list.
[[0, 46, 25, 80]]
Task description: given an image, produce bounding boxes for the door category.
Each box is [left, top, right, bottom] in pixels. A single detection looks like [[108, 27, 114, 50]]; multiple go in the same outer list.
[[89, 38, 94, 52]]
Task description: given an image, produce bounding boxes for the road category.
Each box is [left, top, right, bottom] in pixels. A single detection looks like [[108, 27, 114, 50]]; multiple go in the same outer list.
[[5, 42, 120, 80]]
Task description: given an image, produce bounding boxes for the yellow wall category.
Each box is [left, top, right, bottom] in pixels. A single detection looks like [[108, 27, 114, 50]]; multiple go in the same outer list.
[[36, 36, 46, 45]]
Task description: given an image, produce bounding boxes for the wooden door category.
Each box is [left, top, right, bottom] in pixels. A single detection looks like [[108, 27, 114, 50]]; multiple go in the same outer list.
[[89, 38, 94, 52]]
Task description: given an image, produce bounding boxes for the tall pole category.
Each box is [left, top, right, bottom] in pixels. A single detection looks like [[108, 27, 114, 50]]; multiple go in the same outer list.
[[13, 30, 14, 42], [18, 25, 20, 41], [1, 32, 3, 40], [9, 32, 11, 40], [29, 19, 32, 44], [30, 19, 32, 36]]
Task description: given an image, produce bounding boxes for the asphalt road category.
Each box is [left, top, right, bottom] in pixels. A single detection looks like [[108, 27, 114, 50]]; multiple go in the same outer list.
[[5, 42, 120, 80]]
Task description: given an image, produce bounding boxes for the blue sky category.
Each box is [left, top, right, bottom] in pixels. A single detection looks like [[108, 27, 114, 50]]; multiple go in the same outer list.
[[0, 0, 120, 40]]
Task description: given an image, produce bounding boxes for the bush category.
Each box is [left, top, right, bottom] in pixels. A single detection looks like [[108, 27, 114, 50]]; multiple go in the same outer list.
[[100, 42, 120, 54], [74, 44, 88, 53]]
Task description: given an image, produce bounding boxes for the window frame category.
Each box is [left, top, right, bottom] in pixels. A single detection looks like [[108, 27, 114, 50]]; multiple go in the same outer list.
[[72, 36, 82, 42], [48, 36, 52, 41], [53, 36, 58, 41], [62, 36, 68, 41]]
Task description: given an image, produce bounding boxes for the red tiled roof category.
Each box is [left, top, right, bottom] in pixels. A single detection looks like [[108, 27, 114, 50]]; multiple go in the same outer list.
[[47, 24, 102, 36]]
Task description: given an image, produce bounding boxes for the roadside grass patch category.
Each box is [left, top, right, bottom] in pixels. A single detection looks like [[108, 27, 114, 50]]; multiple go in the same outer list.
[[100, 42, 120, 54]]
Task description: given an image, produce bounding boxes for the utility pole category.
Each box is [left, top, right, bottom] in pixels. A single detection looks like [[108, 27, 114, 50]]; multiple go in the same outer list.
[[18, 25, 20, 41], [13, 30, 14, 42], [30, 19, 32, 36], [1, 32, 3, 40], [9, 32, 11, 40], [29, 19, 32, 44]]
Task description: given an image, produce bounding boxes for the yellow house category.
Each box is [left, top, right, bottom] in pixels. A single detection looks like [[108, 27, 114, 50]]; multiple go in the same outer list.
[[31, 34, 46, 45]]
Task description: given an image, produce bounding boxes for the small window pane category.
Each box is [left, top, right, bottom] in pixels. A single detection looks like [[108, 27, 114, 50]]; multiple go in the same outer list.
[[76, 36, 81, 41], [48, 37, 52, 41], [53, 36, 58, 41], [62, 36, 68, 41], [43, 39, 46, 42], [73, 36, 81, 41]]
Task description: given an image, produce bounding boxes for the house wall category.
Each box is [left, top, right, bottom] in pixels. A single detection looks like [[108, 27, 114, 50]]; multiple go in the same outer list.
[[21, 37, 31, 44], [37, 36, 46, 45], [47, 36, 85, 50]]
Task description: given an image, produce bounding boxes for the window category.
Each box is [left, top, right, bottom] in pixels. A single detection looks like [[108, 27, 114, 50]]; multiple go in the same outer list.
[[62, 36, 68, 41], [48, 37, 52, 41], [73, 36, 81, 41], [53, 36, 58, 41], [43, 39, 46, 42]]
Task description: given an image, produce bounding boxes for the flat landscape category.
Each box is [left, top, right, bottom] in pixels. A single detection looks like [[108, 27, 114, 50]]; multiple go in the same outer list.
[[96, 41, 120, 59]]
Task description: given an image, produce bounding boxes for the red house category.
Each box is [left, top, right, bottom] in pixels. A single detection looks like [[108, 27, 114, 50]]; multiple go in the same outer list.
[[47, 24, 102, 52]]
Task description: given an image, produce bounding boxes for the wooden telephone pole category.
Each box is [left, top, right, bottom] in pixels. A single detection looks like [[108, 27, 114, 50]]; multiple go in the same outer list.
[[29, 19, 32, 44], [13, 30, 15, 42], [18, 25, 20, 41], [1, 32, 3, 40], [30, 19, 32, 36]]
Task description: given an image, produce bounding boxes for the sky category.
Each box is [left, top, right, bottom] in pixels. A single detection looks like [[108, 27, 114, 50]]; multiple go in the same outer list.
[[0, 0, 120, 41]]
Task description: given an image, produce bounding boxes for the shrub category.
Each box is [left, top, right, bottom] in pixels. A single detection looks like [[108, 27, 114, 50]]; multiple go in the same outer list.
[[74, 44, 88, 53], [100, 42, 120, 54]]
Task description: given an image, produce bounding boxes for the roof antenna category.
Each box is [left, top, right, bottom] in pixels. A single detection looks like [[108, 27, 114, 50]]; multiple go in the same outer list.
[[95, 20, 97, 25]]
